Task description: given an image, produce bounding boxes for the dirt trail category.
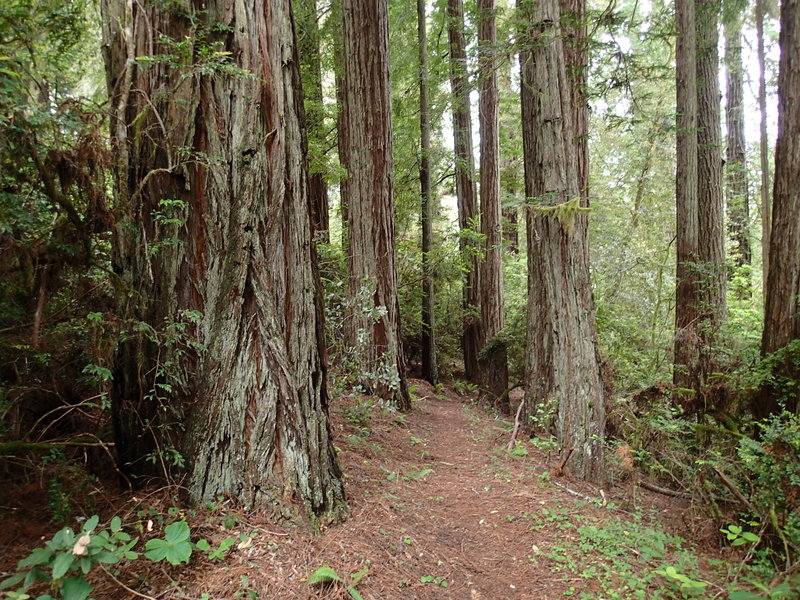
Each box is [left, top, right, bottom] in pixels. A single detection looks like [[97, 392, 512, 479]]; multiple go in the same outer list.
[[1, 380, 693, 599], [218, 380, 618, 599]]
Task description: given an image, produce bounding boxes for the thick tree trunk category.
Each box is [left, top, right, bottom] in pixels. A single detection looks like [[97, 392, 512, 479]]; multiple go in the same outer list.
[[340, 0, 410, 409], [724, 11, 752, 277], [478, 0, 508, 412], [418, 0, 438, 385], [100, 0, 345, 524], [296, 0, 330, 243], [446, 0, 481, 382], [756, 0, 772, 293], [519, 0, 605, 482], [760, 0, 800, 418], [674, 0, 701, 392], [696, 0, 727, 395]]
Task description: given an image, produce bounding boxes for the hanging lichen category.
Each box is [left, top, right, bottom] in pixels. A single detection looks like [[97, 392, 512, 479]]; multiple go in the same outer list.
[[532, 196, 591, 234]]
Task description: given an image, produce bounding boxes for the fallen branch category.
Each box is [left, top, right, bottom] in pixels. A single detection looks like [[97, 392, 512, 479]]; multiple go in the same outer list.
[[713, 467, 757, 513], [552, 481, 604, 505], [638, 480, 692, 500], [506, 398, 525, 451]]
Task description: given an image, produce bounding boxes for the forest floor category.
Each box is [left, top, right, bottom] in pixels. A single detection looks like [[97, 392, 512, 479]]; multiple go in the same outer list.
[[1, 379, 736, 599]]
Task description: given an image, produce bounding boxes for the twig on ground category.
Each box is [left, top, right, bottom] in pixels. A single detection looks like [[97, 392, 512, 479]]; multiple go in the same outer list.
[[638, 480, 693, 500], [101, 566, 158, 600], [712, 467, 756, 512], [552, 481, 604, 505], [506, 398, 525, 452]]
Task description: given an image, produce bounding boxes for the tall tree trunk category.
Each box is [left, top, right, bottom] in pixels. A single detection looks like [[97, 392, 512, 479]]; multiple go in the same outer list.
[[478, 0, 509, 412], [100, 0, 345, 523], [674, 0, 701, 392], [340, 0, 410, 409], [296, 0, 330, 243], [499, 50, 520, 254], [696, 0, 727, 398], [418, 0, 438, 385], [760, 0, 800, 418], [519, 0, 605, 482], [724, 8, 751, 280], [756, 0, 772, 294], [559, 0, 589, 200], [446, 0, 481, 382]]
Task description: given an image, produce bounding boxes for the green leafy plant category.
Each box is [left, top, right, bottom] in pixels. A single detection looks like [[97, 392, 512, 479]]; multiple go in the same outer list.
[[0, 516, 138, 600], [306, 565, 367, 600], [419, 574, 449, 587], [654, 564, 709, 597], [144, 519, 193, 565], [721, 523, 761, 547]]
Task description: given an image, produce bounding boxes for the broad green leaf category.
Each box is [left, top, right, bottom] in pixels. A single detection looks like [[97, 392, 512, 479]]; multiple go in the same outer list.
[[82, 516, 99, 534], [110, 517, 122, 532], [60, 577, 92, 600], [0, 571, 27, 590], [307, 566, 342, 586], [51, 552, 74, 580], [18, 548, 53, 569], [194, 539, 211, 552], [728, 592, 763, 600], [144, 537, 192, 565], [163, 520, 190, 544]]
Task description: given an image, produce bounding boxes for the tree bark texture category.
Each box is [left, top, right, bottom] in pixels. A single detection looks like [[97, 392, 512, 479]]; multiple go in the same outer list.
[[418, 0, 438, 385], [478, 0, 508, 411], [756, 0, 772, 293], [296, 0, 331, 243], [761, 0, 800, 417], [340, 0, 410, 409], [100, 0, 345, 524], [559, 0, 589, 200], [724, 10, 751, 274], [519, 0, 605, 482], [696, 0, 727, 388], [674, 0, 701, 392], [447, 0, 481, 382]]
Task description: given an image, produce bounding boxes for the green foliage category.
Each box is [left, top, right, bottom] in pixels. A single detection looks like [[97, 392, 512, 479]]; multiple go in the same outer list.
[[0, 516, 138, 600], [307, 565, 367, 600], [143, 520, 193, 565]]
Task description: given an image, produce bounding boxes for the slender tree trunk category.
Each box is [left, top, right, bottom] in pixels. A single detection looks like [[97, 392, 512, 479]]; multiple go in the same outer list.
[[100, 0, 345, 523], [756, 0, 772, 293], [296, 0, 330, 243], [760, 0, 800, 418], [519, 0, 605, 482], [340, 0, 410, 409], [674, 0, 701, 392], [478, 0, 508, 412], [499, 53, 520, 254], [724, 9, 751, 279], [696, 0, 727, 395], [418, 0, 438, 385], [446, 0, 481, 382]]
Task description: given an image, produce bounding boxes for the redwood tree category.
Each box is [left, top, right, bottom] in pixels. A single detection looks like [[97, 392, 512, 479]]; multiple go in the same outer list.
[[340, 0, 410, 409], [519, 0, 605, 481], [446, 0, 481, 382], [761, 0, 800, 417], [674, 0, 701, 391], [418, 0, 438, 385], [478, 0, 509, 412], [724, 4, 752, 275], [100, 0, 345, 522]]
